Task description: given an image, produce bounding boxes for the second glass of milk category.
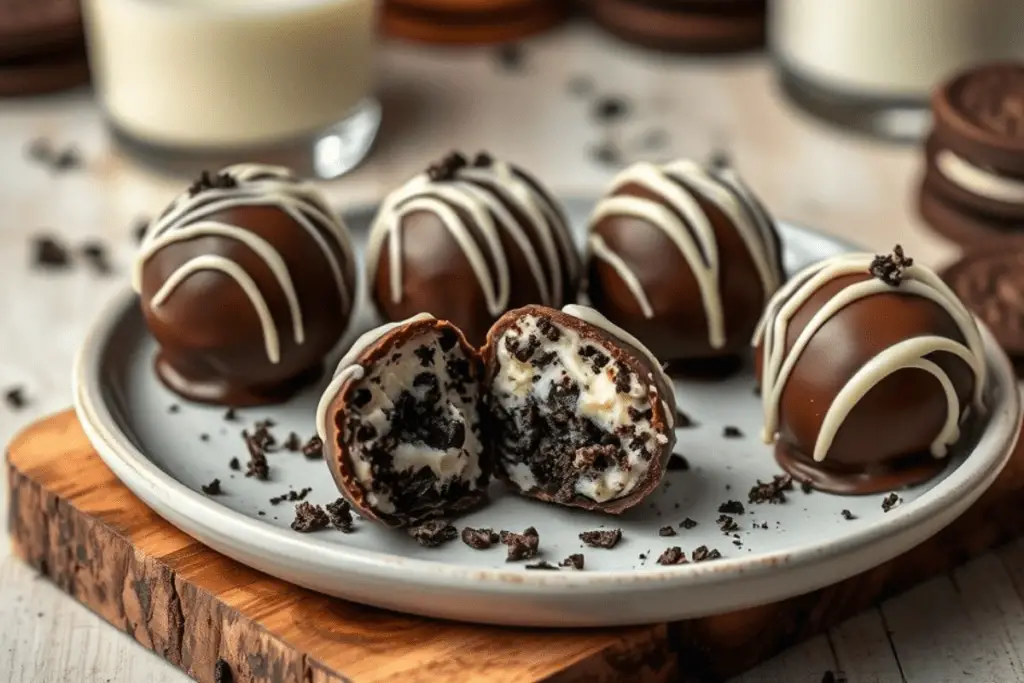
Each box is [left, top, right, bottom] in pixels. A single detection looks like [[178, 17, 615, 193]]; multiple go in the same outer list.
[[83, 0, 381, 179]]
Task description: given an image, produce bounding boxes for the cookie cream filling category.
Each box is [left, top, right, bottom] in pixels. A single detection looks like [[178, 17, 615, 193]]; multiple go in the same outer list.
[[935, 149, 1024, 204], [341, 328, 484, 515], [490, 314, 669, 504]]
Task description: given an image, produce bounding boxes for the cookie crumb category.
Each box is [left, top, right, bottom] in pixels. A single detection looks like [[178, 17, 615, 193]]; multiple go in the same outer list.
[[326, 498, 354, 532], [495, 43, 525, 72], [290, 502, 330, 532], [301, 435, 323, 459], [32, 235, 71, 269], [657, 547, 688, 565], [242, 429, 270, 480], [841, 509, 856, 521], [658, 525, 677, 537], [881, 493, 902, 512], [675, 409, 696, 428], [501, 527, 540, 561], [717, 515, 739, 533], [168, 404, 180, 414], [408, 520, 457, 548], [667, 453, 690, 471], [692, 545, 723, 563], [560, 553, 585, 570], [228, 457, 240, 471], [269, 487, 312, 505], [593, 95, 629, 123], [589, 140, 623, 168], [201, 479, 222, 495], [718, 500, 745, 515], [461, 527, 500, 550], [801, 480, 814, 494], [723, 425, 743, 438], [4, 386, 26, 410], [223, 407, 238, 421], [579, 528, 622, 549], [80, 241, 113, 275], [748, 474, 793, 504], [680, 518, 698, 529]]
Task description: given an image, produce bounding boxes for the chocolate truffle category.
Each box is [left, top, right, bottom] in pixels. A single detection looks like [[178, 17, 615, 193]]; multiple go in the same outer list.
[[586, 158, 784, 373], [316, 314, 489, 527], [482, 304, 677, 513], [754, 247, 987, 494], [365, 151, 581, 346], [135, 164, 357, 406]]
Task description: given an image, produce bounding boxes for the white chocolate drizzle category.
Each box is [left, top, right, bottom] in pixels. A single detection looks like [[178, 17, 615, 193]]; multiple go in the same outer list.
[[562, 304, 676, 429], [365, 157, 578, 316], [315, 313, 436, 441], [935, 149, 1024, 204], [753, 253, 986, 462], [587, 159, 783, 349], [134, 163, 356, 364]]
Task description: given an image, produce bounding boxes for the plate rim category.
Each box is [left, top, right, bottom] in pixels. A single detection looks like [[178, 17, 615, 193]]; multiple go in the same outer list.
[[72, 221, 1023, 607]]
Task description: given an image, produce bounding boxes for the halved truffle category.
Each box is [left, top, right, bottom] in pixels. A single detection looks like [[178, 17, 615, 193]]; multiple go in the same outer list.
[[481, 304, 677, 513], [315, 314, 489, 527]]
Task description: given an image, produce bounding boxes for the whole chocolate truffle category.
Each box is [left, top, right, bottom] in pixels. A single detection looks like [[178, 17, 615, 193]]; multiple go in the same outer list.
[[482, 304, 677, 513], [754, 247, 987, 494], [586, 158, 784, 372], [134, 164, 357, 406], [316, 314, 489, 527], [365, 151, 581, 346]]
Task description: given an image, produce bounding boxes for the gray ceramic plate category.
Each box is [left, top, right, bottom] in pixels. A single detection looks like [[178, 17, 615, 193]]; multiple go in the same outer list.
[[73, 200, 1022, 627]]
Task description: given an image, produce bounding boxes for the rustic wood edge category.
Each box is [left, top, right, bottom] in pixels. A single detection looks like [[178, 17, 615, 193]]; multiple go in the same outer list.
[[5, 411, 679, 683]]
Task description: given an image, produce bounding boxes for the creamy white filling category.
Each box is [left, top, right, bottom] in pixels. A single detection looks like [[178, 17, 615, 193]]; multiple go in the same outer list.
[[348, 332, 482, 514], [935, 149, 1024, 204], [492, 314, 663, 503]]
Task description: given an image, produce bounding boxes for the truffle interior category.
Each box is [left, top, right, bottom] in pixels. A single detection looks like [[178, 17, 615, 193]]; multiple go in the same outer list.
[[341, 325, 485, 523], [487, 313, 667, 506]]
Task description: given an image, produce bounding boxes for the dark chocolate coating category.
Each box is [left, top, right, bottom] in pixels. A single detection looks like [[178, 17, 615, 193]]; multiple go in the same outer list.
[[140, 203, 355, 406], [587, 180, 782, 364], [481, 305, 677, 513], [371, 159, 580, 347], [754, 272, 976, 494], [323, 317, 489, 527]]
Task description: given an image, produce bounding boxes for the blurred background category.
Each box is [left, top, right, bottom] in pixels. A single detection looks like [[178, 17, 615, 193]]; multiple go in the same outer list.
[[6, 0, 1024, 437]]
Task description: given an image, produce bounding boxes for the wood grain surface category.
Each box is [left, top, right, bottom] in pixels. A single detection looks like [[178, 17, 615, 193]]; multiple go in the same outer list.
[[8, 410, 1024, 682]]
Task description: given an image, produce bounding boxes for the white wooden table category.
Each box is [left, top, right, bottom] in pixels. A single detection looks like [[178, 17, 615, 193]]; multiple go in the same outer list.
[[2, 23, 1023, 683]]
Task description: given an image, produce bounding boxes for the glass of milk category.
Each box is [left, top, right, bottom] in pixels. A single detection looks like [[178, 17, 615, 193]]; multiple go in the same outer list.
[[770, 0, 1024, 141], [83, 0, 381, 179]]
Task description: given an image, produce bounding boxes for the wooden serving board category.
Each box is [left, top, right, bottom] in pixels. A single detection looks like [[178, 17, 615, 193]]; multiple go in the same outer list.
[[8, 410, 1024, 683]]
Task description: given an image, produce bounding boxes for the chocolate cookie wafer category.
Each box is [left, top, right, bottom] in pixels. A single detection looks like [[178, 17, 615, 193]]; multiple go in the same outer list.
[[0, 0, 83, 61], [382, 0, 570, 45], [589, 0, 766, 53], [941, 244, 1024, 373], [0, 48, 89, 97], [918, 63, 1024, 245]]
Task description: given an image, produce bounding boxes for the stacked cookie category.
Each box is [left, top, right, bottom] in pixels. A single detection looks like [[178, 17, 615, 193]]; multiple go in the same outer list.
[[381, 0, 572, 45], [0, 0, 88, 97], [919, 63, 1024, 246], [588, 0, 766, 53], [919, 63, 1024, 374]]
